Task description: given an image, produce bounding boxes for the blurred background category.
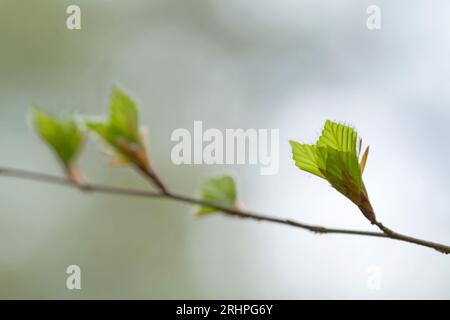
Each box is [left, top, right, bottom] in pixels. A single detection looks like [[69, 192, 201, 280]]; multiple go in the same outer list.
[[0, 0, 449, 299]]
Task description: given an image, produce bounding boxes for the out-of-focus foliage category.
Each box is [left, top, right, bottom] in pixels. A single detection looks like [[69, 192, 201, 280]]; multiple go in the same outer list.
[[32, 107, 85, 168], [197, 176, 238, 215], [87, 88, 150, 170]]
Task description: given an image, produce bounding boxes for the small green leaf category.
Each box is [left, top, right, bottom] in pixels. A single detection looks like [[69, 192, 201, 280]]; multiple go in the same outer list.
[[32, 107, 85, 168], [290, 120, 376, 223], [317, 120, 358, 153], [86, 88, 148, 169], [289, 141, 324, 179], [108, 88, 140, 144], [197, 176, 238, 215]]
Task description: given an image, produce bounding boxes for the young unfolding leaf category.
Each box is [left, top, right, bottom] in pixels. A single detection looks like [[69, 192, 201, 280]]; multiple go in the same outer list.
[[289, 143, 324, 179], [32, 108, 86, 184], [108, 88, 140, 144], [290, 120, 376, 223], [86, 88, 150, 171], [197, 176, 238, 215]]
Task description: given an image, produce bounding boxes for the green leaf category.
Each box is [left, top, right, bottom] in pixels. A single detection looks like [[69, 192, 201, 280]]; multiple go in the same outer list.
[[108, 88, 140, 144], [32, 107, 85, 168], [321, 147, 362, 190], [197, 176, 238, 215], [317, 120, 358, 153], [86, 88, 148, 169], [290, 120, 376, 223], [318, 121, 362, 188], [290, 121, 363, 192], [289, 141, 324, 179]]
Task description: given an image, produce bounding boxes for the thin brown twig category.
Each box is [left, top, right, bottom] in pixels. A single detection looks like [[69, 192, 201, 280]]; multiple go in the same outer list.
[[0, 166, 449, 254]]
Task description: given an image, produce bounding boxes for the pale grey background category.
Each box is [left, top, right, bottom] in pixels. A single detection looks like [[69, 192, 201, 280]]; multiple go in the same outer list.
[[0, 0, 449, 299]]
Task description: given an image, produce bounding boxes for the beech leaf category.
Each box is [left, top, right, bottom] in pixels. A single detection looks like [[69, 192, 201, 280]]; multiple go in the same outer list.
[[290, 120, 376, 223], [32, 107, 85, 168], [86, 88, 149, 170], [197, 176, 238, 215]]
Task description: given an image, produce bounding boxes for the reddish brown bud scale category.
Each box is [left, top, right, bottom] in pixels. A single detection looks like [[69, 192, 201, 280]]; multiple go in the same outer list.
[[358, 194, 377, 223]]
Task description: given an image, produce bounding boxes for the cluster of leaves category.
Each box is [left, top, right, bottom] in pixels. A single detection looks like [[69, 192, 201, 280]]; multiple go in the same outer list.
[[33, 88, 152, 187], [32, 90, 374, 222], [86, 89, 150, 171], [32, 87, 237, 213], [289, 121, 375, 223]]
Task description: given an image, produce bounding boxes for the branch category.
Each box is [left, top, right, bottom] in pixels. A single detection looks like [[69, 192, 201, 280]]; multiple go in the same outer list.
[[137, 165, 168, 195], [0, 166, 449, 254]]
